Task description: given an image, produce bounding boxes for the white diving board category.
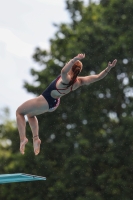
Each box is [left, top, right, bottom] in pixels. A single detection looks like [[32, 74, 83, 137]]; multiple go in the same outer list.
[[0, 173, 46, 184]]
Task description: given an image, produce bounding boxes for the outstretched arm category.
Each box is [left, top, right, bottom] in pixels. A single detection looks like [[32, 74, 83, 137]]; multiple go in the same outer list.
[[79, 59, 117, 85], [61, 53, 85, 83]]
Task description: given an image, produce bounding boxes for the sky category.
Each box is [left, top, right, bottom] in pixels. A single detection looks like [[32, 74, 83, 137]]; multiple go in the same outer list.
[[0, 0, 97, 121]]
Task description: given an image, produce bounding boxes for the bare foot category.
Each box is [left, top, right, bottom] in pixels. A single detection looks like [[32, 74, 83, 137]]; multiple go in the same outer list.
[[33, 137, 41, 155], [20, 138, 28, 154]]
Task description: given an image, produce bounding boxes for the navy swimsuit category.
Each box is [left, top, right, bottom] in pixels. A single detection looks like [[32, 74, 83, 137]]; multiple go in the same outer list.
[[42, 75, 74, 110]]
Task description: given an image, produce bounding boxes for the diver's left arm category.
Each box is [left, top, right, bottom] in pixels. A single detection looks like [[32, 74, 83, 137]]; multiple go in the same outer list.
[[61, 53, 85, 74], [61, 53, 85, 83], [79, 59, 117, 85]]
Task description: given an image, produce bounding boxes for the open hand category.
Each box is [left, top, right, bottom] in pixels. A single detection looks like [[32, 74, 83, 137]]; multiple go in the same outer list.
[[108, 59, 117, 68], [75, 53, 85, 60]]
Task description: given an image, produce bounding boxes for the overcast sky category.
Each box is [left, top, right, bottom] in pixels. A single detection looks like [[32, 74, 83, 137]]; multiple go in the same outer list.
[[0, 0, 97, 121]]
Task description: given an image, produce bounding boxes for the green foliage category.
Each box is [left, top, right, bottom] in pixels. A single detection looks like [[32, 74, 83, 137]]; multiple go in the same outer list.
[[0, 0, 133, 199]]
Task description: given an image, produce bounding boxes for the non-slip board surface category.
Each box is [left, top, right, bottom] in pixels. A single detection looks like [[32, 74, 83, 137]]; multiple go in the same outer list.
[[0, 173, 46, 184]]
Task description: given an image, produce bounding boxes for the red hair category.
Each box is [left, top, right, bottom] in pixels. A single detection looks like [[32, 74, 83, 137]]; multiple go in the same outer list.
[[63, 60, 83, 88]]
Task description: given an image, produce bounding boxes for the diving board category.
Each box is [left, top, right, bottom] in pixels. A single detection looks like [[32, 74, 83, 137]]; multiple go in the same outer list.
[[0, 173, 46, 184]]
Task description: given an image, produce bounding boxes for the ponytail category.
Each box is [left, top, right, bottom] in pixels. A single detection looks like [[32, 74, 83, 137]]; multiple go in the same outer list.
[[62, 60, 82, 88]]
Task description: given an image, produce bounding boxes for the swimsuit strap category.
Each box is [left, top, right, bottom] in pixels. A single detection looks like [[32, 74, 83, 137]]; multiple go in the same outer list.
[[56, 76, 76, 94]]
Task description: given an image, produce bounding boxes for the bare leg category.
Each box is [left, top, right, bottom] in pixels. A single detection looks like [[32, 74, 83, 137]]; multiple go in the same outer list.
[[27, 115, 41, 155], [16, 95, 53, 155], [16, 111, 28, 154]]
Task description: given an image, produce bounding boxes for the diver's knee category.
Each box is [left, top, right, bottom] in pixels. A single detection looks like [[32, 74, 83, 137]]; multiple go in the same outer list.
[[16, 108, 20, 116], [16, 107, 25, 117], [27, 114, 35, 119]]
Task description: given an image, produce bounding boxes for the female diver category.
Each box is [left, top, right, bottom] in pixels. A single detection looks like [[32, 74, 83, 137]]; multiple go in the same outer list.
[[16, 53, 117, 155]]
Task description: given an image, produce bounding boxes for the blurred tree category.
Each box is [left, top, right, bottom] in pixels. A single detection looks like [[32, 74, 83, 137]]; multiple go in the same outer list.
[[0, 0, 133, 199], [0, 107, 11, 123]]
